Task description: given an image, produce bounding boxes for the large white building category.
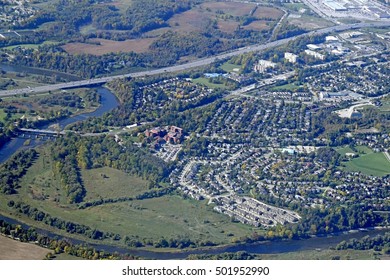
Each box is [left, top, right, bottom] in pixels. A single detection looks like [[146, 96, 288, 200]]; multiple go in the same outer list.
[[253, 60, 276, 73], [284, 52, 298, 63], [305, 50, 325, 60], [323, 0, 348, 11]]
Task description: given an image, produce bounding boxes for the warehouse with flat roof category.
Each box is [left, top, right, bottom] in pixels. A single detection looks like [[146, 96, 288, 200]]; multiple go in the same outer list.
[[324, 1, 348, 11]]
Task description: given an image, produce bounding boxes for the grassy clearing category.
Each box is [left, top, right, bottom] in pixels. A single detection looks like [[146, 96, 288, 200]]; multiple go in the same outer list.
[[0, 235, 51, 260], [192, 77, 227, 89], [201, 2, 256, 17], [355, 145, 373, 154], [337, 145, 390, 176], [343, 152, 390, 177], [2, 41, 59, 50], [82, 196, 257, 243], [62, 38, 155, 55], [0, 109, 6, 122], [282, 3, 309, 12], [287, 14, 333, 30], [269, 83, 302, 92], [82, 167, 150, 201], [220, 62, 241, 73], [336, 146, 355, 156], [1, 145, 258, 246]]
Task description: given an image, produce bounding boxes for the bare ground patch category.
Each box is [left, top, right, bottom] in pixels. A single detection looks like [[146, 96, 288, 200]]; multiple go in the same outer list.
[[0, 235, 51, 260], [62, 38, 155, 55]]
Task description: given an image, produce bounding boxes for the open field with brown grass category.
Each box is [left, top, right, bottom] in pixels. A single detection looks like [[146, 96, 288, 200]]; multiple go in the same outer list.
[[243, 20, 270, 31], [0, 235, 51, 260], [168, 9, 210, 33], [253, 6, 284, 20], [201, 2, 255, 17], [286, 14, 334, 30], [217, 20, 240, 33], [62, 38, 155, 55]]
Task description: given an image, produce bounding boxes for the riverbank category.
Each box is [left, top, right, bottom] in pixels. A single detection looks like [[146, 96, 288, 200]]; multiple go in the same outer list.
[[1, 212, 389, 260]]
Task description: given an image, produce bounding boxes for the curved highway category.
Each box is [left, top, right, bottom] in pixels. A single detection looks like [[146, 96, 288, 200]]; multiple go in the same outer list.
[[1, 21, 390, 97]]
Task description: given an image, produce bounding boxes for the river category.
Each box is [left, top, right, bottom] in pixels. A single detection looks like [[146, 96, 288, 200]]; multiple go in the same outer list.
[[0, 64, 119, 163], [1, 64, 389, 259], [1, 213, 389, 259]]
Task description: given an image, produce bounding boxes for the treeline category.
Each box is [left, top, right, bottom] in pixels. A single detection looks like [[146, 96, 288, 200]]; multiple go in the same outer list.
[[149, 31, 234, 65], [5, 200, 215, 249], [52, 154, 86, 204], [50, 135, 169, 185], [0, 219, 133, 260], [16, 0, 196, 39], [78, 186, 176, 209], [336, 232, 390, 254], [7, 200, 119, 241], [38, 93, 83, 108], [0, 149, 37, 194], [124, 0, 195, 34]]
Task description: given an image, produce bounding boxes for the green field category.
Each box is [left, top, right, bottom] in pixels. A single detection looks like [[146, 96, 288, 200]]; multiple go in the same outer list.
[[192, 77, 228, 89], [2, 41, 59, 50], [220, 62, 241, 73], [82, 167, 150, 201], [337, 145, 390, 176], [336, 146, 355, 156], [343, 152, 390, 177], [0, 145, 258, 247], [269, 83, 302, 92]]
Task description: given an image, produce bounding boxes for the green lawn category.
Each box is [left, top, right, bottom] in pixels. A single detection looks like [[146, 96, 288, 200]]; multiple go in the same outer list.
[[192, 77, 227, 89], [336, 146, 355, 156], [220, 62, 241, 73], [355, 145, 373, 154], [342, 152, 390, 177], [0, 109, 6, 122], [270, 83, 302, 92]]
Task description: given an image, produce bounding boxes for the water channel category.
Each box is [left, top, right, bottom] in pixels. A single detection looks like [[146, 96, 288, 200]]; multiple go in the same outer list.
[[0, 64, 389, 259], [0, 64, 119, 163]]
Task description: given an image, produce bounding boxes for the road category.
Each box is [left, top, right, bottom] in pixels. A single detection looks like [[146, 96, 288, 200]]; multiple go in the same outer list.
[[1, 21, 390, 97]]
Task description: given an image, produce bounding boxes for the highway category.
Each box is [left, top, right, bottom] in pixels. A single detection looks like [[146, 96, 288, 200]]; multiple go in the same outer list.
[[1, 21, 390, 97]]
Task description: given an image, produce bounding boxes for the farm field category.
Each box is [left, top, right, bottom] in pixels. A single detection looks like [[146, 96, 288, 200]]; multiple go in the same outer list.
[[0, 235, 51, 260], [62, 38, 155, 55]]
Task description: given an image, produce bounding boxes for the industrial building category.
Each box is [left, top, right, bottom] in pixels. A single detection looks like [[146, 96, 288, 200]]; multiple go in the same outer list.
[[323, 0, 348, 11]]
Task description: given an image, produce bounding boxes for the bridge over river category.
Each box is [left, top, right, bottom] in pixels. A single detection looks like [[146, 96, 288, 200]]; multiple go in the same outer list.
[[15, 128, 66, 139], [1, 22, 389, 97]]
